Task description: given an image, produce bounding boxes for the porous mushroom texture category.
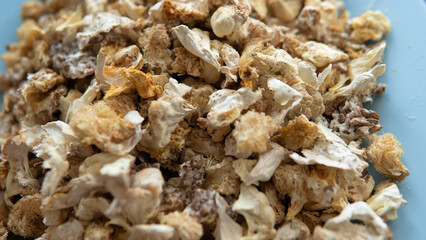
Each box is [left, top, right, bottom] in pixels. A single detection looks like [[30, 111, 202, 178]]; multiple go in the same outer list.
[[290, 121, 368, 170], [295, 41, 348, 68], [7, 194, 45, 238], [350, 10, 391, 43], [225, 111, 278, 156], [161, 0, 210, 24], [76, 12, 133, 50], [273, 164, 309, 220], [160, 211, 203, 240], [367, 180, 407, 221], [0, 0, 407, 239], [273, 115, 325, 151], [313, 202, 392, 240], [118, 168, 165, 225], [140, 97, 193, 149], [367, 133, 409, 182], [205, 87, 261, 138], [210, 0, 251, 41], [70, 100, 144, 155]]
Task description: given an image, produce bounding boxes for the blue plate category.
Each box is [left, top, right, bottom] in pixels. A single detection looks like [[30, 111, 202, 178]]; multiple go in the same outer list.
[[1, 1, 425, 239]]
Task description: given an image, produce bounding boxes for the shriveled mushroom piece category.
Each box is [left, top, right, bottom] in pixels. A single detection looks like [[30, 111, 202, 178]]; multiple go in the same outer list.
[[274, 218, 311, 240], [239, 39, 301, 89], [204, 158, 240, 195], [233, 143, 286, 185], [29, 121, 92, 205], [295, 41, 348, 68], [367, 133, 409, 182], [290, 121, 368, 170], [76, 12, 133, 50], [139, 95, 193, 150], [204, 87, 261, 141], [313, 202, 392, 240], [273, 164, 309, 220], [273, 115, 325, 151], [214, 194, 243, 240], [96, 49, 163, 99], [232, 184, 276, 239], [70, 99, 144, 155], [225, 111, 278, 157], [298, 62, 332, 90], [210, 0, 251, 41], [3, 135, 40, 202], [7, 194, 45, 238], [118, 168, 165, 225], [171, 25, 222, 83], [251, 77, 303, 126], [350, 10, 391, 43], [161, 0, 209, 24], [21, 69, 64, 106], [220, 43, 240, 88], [367, 180, 407, 221], [160, 211, 203, 240]]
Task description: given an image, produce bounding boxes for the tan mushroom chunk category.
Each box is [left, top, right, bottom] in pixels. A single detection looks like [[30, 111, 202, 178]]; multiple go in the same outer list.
[[367, 133, 409, 182]]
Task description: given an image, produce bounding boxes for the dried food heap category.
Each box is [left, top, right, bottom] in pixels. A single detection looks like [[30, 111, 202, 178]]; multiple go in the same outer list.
[[0, 0, 408, 239]]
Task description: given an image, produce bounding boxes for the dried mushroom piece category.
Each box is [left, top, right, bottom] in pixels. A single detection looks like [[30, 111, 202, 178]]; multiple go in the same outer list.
[[295, 41, 348, 68], [367, 180, 407, 221], [232, 184, 276, 239], [313, 202, 392, 240], [70, 100, 144, 155], [273, 218, 311, 240], [214, 194, 243, 240], [233, 143, 286, 185], [273, 115, 324, 151], [367, 133, 409, 182], [7, 194, 45, 238], [226, 111, 278, 156], [290, 121, 368, 170], [349, 10, 391, 43]]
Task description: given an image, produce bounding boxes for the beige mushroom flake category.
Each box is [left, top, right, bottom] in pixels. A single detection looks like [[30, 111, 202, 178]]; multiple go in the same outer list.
[[0, 0, 407, 239]]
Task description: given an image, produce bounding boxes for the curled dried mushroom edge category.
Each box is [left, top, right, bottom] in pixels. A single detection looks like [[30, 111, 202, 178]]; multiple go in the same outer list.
[[0, 0, 408, 240]]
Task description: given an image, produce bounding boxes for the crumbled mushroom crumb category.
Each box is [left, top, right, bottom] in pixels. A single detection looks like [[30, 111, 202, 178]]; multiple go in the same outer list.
[[0, 0, 406, 239]]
